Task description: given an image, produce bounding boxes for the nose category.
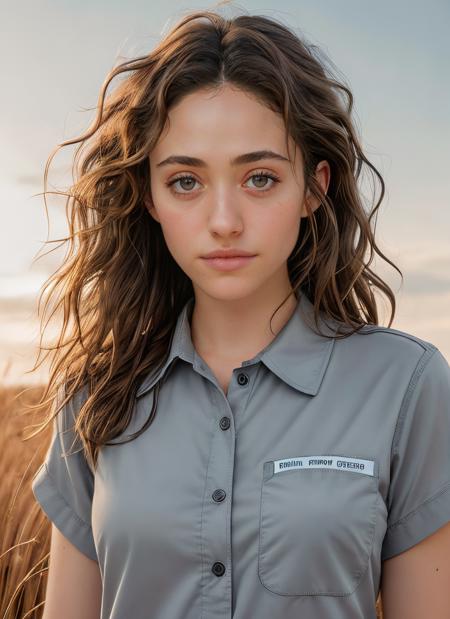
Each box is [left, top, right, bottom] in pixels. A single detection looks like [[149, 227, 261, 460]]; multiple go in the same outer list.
[[206, 186, 244, 237]]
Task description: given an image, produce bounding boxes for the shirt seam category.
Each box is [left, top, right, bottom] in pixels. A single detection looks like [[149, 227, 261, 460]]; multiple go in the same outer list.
[[199, 391, 219, 619], [389, 346, 437, 460], [235, 363, 262, 435], [43, 462, 93, 531], [358, 326, 435, 350], [386, 479, 450, 530]]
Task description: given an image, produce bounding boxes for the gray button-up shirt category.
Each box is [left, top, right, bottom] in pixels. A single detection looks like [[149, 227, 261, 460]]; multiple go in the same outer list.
[[32, 292, 450, 619]]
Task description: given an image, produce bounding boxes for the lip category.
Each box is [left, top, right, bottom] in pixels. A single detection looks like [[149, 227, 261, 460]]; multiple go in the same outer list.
[[202, 248, 256, 258], [201, 255, 256, 271]]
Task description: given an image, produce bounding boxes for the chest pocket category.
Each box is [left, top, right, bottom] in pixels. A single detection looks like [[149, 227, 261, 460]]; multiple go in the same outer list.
[[257, 455, 379, 597]]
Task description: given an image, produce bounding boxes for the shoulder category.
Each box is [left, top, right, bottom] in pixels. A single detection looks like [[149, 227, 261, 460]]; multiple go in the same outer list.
[[53, 382, 91, 459], [325, 320, 450, 399], [56, 381, 90, 425], [333, 321, 441, 370], [355, 322, 437, 351]]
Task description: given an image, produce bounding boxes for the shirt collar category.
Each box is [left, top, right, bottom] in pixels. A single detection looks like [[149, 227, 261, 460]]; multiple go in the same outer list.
[[136, 292, 338, 398]]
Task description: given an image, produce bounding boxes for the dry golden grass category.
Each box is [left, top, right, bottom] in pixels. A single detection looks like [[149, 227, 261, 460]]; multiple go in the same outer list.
[[0, 383, 51, 618], [0, 382, 384, 618]]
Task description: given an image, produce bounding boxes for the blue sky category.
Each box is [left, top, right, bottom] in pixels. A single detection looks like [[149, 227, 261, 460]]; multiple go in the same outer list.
[[1, 0, 449, 382]]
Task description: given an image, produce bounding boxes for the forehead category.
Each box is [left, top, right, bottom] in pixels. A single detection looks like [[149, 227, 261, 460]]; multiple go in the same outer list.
[[149, 84, 300, 167]]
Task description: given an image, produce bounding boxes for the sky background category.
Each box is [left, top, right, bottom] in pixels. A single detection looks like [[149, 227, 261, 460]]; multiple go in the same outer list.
[[1, 0, 449, 385]]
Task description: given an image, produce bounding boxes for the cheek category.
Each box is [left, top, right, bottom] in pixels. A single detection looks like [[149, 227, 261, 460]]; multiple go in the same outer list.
[[159, 213, 184, 250], [259, 204, 302, 256], [156, 209, 201, 264]]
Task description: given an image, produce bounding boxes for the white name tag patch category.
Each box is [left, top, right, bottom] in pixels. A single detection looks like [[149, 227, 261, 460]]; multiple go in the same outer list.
[[273, 455, 375, 477]]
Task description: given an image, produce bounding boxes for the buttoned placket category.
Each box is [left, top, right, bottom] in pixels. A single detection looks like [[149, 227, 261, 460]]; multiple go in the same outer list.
[[133, 293, 339, 619], [194, 350, 257, 619]]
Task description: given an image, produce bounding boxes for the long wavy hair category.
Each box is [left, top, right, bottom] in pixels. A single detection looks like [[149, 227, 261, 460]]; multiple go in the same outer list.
[[25, 8, 402, 471]]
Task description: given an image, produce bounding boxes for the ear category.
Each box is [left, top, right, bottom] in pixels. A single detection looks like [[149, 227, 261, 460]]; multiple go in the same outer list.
[[303, 190, 323, 216], [144, 195, 160, 223], [302, 160, 330, 217]]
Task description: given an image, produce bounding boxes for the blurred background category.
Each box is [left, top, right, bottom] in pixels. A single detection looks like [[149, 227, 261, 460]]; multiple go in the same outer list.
[[1, 0, 449, 386]]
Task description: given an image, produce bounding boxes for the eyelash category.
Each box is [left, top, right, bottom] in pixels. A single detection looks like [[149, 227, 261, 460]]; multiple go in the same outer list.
[[165, 170, 281, 196]]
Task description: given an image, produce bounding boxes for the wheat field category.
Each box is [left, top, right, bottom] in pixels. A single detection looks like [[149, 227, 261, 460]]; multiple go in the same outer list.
[[0, 383, 51, 618]]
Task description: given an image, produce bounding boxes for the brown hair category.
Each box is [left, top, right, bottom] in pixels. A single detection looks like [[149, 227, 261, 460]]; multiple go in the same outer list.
[[25, 8, 402, 470]]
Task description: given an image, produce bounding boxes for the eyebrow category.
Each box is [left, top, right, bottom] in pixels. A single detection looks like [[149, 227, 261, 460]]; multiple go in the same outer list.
[[156, 149, 290, 168]]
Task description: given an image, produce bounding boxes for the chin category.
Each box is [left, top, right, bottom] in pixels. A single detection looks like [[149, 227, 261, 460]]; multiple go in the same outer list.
[[192, 279, 267, 303]]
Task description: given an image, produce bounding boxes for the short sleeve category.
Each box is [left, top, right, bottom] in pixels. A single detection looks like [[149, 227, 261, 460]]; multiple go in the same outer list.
[[31, 383, 98, 562], [381, 347, 450, 561]]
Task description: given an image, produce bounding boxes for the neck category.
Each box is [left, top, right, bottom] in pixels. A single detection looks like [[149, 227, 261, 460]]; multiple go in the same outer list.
[[189, 285, 299, 366]]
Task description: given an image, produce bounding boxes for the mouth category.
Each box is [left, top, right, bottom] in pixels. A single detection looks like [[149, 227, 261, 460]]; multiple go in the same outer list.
[[201, 255, 257, 271]]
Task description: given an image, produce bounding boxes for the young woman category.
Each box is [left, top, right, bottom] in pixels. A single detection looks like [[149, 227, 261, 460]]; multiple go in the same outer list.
[[30, 9, 450, 619]]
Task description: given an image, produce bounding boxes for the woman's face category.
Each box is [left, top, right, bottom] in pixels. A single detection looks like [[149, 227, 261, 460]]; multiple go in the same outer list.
[[146, 83, 329, 303]]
